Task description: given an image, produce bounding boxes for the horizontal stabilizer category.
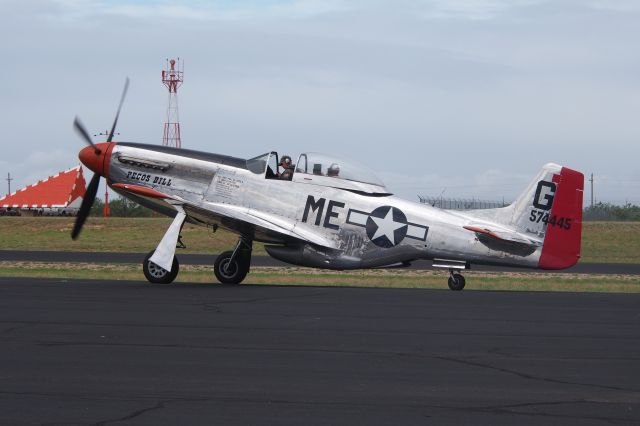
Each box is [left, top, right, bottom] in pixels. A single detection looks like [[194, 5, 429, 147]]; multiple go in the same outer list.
[[463, 222, 542, 256], [463, 223, 541, 247]]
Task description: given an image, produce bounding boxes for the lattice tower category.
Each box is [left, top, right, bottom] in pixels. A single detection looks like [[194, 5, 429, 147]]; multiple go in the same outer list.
[[161, 58, 184, 148]]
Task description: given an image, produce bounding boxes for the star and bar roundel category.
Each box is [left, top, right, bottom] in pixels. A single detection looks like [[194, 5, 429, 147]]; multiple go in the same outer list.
[[346, 206, 429, 248]]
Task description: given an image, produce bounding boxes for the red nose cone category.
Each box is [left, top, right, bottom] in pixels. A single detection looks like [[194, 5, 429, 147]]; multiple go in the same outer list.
[[79, 142, 112, 176]]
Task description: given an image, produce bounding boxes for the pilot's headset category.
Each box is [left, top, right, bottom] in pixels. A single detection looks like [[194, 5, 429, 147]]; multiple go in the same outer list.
[[281, 155, 292, 168]]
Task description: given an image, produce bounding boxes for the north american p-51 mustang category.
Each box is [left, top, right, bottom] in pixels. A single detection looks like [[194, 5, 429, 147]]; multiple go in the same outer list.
[[72, 80, 584, 290]]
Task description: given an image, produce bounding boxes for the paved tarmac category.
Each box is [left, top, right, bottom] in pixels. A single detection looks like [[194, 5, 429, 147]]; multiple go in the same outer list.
[[2, 250, 639, 274], [0, 277, 638, 425]]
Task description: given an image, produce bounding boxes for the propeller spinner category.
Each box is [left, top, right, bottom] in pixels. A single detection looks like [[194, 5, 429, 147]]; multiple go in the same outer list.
[[71, 78, 129, 240]]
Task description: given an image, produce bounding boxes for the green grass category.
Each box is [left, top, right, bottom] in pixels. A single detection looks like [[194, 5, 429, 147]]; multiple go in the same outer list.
[[1, 262, 638, 293], [580, 221, 640, 263], [0, 218, 637, 263], [0, 217, 267, 255], [0, 218, 634, 293]]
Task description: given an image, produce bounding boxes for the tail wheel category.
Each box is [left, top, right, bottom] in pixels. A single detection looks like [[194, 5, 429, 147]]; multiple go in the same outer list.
[[214, 250, 249, 284], [448, 273, 466, 291], [143, 250, 179, 284]]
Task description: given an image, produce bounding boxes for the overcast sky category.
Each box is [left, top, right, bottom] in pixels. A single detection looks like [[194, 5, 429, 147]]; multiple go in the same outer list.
[[1, 0, 639, 204]]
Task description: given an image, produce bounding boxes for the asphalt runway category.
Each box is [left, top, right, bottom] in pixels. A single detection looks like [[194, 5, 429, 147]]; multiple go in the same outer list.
[[0, 277, 639, 425], [2, 250, 639, 274]]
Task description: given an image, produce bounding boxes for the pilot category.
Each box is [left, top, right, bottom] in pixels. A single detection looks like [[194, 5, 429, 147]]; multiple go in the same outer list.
[[327, 163, 340, 177], [279, 155, 294, 180]]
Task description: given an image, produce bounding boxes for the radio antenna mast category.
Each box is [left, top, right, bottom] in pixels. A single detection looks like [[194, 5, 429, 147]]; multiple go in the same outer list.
[[161, 58, 184, 148]]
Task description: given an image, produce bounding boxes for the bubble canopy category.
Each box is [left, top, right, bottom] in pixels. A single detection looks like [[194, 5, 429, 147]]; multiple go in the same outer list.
[[294, 152, 386, 188], [245, 151, 387, 190]]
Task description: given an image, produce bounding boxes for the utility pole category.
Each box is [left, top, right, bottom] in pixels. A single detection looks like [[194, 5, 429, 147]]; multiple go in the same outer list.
[[589, 173, 594, 208], [6, 173, 12, 196]]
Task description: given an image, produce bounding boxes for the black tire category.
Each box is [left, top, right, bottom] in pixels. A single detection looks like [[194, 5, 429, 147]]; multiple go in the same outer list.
[[448, 273, 466, 291], [143, 250, 179, 284], [214, 250, 249, 284]]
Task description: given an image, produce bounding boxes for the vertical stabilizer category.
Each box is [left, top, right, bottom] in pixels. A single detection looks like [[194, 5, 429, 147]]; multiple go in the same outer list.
[[468, 163, 584, 269], [510, 163, 564, 237], [538, 167, 584, 269]]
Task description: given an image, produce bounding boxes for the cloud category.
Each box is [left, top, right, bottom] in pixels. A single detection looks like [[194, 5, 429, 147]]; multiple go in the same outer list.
[[380, 167, 532, 202], [41, 0, 352, 22], [413, 0, 545, 20], [1, 0, 639, 205], [32, 0, 557, 23], [589, 0, 640, 12]]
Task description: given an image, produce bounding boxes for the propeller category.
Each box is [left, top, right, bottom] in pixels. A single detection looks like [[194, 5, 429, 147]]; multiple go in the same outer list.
[[71, 173, 100, 240], [74, 116, 101, 154], [108, 77, 129, 143], [71, 78, 129, 240]]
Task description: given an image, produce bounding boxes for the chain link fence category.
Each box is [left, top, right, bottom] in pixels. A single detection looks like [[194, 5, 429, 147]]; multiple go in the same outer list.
[[418, 196, 509, 210]]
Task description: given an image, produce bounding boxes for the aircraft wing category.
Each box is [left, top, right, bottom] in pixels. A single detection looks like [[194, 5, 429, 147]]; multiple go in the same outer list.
[[201, 201, 339, 249], [111, 183, 337, 249]]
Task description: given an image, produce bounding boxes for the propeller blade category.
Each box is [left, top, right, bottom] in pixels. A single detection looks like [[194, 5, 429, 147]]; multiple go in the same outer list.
[[107, 77, 130, 143], [73, 116, 99, 153], [71, 173, 101, 240]]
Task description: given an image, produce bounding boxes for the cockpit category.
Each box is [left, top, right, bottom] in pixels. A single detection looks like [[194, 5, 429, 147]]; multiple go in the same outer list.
[[246, 151, 389, 194]]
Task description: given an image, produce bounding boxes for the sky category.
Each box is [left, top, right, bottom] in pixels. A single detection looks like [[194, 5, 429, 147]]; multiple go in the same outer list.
[[1, 0, 639, 204]]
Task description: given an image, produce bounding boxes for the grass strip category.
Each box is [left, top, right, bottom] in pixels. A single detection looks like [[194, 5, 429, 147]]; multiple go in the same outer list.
[[1, 261, 639, 293], [0, 218, 639, 263]]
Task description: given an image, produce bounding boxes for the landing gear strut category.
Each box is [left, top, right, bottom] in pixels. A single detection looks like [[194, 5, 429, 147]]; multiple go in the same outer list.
[[143, 249, 179, 284], [214, 238, 252, 284], [448, 269, 466, 291]]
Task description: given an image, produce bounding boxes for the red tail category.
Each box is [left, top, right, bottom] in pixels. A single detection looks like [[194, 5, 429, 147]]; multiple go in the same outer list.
[[538, 167, 584, 269]]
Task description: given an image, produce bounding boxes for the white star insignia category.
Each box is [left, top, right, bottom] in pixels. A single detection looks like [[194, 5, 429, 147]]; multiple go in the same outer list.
[[371, 208, 406, 245]]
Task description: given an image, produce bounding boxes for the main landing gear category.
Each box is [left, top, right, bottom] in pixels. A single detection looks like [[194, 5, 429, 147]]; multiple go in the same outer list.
[[143, 249, 180, 284], [214, 238, 252, 285], [142, 236, 252, 285], [143, 208, 186, 285], [448, 269, 466, 291]]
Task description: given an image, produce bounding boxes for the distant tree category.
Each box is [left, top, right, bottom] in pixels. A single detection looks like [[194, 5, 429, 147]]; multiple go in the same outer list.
[[584, 202, 640, 221], [89, 195, 153, 217], [108, 197, 154, 217], [89, 198, 105, 217]]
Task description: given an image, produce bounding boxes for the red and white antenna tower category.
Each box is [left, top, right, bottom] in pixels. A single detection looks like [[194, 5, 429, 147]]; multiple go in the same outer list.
[[161, 58, 184, 148]]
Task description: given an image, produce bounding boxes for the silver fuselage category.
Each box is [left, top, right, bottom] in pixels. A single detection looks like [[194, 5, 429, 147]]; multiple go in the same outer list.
[[107, 142, 542, 270]]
